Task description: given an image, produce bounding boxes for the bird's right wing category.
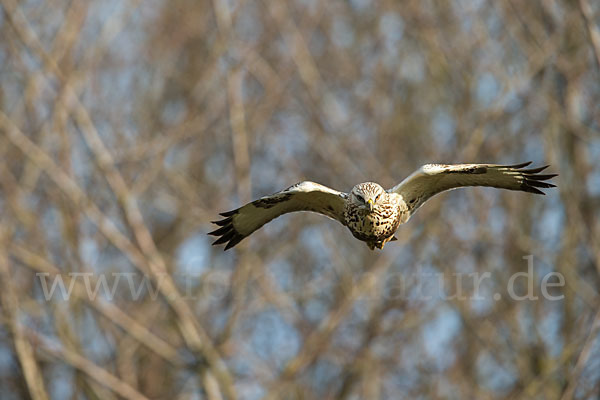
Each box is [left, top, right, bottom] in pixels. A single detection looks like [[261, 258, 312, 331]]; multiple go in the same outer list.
[[209, 182, 348, 250]]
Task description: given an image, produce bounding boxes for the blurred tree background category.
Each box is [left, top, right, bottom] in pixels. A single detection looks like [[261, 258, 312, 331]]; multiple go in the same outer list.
[[1, 0, 599, 399]]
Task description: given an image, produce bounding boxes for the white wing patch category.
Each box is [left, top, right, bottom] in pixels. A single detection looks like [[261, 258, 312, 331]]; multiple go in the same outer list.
[[209, 182, 348, 250]]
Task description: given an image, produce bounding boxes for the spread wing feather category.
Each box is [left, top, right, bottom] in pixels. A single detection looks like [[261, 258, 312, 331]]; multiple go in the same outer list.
[[388, 162, 557, 215], [209, 182, 347, 250]]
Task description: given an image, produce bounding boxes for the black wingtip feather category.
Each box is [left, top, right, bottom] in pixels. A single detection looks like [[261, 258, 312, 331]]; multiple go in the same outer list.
[[529, 174, 558, 181], [219, 210, 238, 217], [212, 230, 235, 245], [521, 165, 549, 174], [207, 225, 230, 236], [526, 180, 555, 189], [522, 186, 545, 195], [514, 162, 557, 195], [211, 218, 231, 226], [209, 209, 246, 250], [224, 235, 244, 250], [505, 161, 532, 169]]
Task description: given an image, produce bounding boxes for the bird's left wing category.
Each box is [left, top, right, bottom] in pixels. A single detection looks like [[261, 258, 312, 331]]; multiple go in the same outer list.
[[388, 162, 557, 215], [209, 182, 348, 250]]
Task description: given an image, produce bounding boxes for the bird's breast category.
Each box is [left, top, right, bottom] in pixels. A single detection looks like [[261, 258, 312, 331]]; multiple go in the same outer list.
[[344, 204, 401, 241]]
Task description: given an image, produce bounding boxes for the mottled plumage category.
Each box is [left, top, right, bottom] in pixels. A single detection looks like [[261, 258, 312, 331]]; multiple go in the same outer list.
[[209, 162, 557, 250], [343, 182, 407, 249]]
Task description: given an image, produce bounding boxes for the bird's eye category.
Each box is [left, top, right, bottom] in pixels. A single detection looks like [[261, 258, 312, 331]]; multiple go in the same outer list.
[[356, 194, 364, 202], [375, 193, 380, 201]]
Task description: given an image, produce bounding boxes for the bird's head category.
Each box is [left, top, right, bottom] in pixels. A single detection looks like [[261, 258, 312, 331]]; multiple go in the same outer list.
[[350, 182, 386, 212]]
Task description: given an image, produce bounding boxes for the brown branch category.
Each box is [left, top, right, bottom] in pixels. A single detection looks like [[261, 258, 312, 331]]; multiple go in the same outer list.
[[579, 0, 600, 71], [25, 328, 151, 400], [0, 228, 49, 400]]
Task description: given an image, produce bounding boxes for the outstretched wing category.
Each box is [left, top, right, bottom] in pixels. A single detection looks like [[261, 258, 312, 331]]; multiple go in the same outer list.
[[209, 182, 348, 250], [388, 162, 557, 215]]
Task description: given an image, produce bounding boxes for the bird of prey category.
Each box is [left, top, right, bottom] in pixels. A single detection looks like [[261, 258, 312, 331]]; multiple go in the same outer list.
[[209, 162, 557, 250]]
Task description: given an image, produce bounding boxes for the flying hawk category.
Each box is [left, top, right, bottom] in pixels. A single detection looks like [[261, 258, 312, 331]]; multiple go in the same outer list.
[[209, 162, 557, 250]]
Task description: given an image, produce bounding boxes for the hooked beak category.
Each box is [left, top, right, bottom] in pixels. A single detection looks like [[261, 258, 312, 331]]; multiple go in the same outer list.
[[367, 199, 374, 211]]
